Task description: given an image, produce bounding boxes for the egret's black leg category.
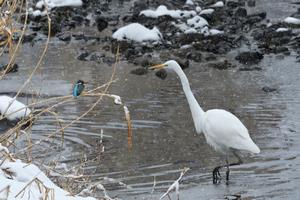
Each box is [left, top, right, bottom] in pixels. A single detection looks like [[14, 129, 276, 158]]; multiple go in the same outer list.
[[213, 152, 244, 184], [225, 151, 243, 184], [225, 158, 230, 184], [212, 166, 222, 184]]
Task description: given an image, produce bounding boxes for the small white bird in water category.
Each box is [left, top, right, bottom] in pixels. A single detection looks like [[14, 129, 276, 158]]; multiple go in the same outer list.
[[150, 60, 260, 184]]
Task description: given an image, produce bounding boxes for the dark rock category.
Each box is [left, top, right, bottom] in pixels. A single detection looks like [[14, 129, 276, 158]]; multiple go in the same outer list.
[[72, 33, 85, 40], [89, 53, 105, 63], [125, 48, 140, 60], [95, 17, 108, 32], [246, 12, 266, 25], [204, 53, 217, 61], [0, 63, 19, 73], [236, 51, 264, 64], [239, 66, 262, 71], [207, 60, 235, 70], [41, 16, 62, 36], [77, 52, 90, 61], [72, 15, 84, 25], [262, 86, 277, 93], [155, 69, 167, 80], [172, 47, 201, 62], [30, 25, 42, 32], [57, 33, 71, 41], [247, 0, 256, 7], [175, 33, 203, 45], [227, 1, 245, 8], [246, 16, 264, 25], [102, 57, 115, 65], [130, 68, 148, 75], [235, 8, 247, 17], [22, 33, 37, 43], [111, 40, 133, 54], [186, 51, 202, 62]]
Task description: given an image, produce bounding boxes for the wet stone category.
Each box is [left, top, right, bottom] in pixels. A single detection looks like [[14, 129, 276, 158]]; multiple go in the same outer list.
[[130, 68, 148, 75], [262, 86, 277, 93], [57, 33, 71, 42], [155, 69, 167, 80], [207, 60, 235, 70], [247, 0, 256, 7], [235, 8, 247, 17], [227, 1, 245, 8], [239, 66, 262, 71], [204, 53, 217, 61], [89, 53, 105, 63], [0, 63, 19, 73], [95, 17, 108, 32], [22, 33, 37, 43], [111, 40, 133, 54], [77, 52, 90, 61], [235, 51, 264, 64], [72, 15, 84, 25], [102, 57, 115, 65]]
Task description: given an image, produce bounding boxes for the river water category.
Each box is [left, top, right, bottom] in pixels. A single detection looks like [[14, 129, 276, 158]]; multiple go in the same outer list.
[[1, 0, 300, 199]]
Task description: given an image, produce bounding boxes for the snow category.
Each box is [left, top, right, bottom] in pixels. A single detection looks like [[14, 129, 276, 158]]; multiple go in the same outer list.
[[0, 144, 9, 154], [0, 95, 31, 121], [0, 159, 96, 200], [36, 0, 82, 9], [140, 5, 196, 19], [209, 29, 224, 35], [200, 8, 215, 15], [196, 6, 202, 13], [276, 27, 289, 32], [184, 28, 197, 34], [110, 95, 122, 105], [30, 0, 82, 16], [210, 1, 224, 8], [187, 15, 208, 29], [112, 23, 162, 42], [284, 17, 300, 25], [185, 0, 194, 6]]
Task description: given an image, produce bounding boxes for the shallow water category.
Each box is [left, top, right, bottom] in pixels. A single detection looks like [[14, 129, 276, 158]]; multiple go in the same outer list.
[[1, 0, 300, 199]]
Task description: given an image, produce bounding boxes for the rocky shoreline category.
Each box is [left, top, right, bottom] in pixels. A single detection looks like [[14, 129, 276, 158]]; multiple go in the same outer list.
[[16, 0, 298, 74]]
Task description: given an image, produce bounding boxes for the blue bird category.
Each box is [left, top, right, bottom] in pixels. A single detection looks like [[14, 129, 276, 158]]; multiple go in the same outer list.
[[73, 80, 86, 98]]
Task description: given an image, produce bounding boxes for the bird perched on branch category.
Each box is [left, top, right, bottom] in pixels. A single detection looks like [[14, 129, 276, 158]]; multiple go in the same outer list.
[[72, 80, 86, 98], [150, 60, 260, 184]]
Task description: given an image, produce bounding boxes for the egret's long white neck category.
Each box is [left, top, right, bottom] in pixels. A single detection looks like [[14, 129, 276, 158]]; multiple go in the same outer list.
[[173, 66, 205, 134]]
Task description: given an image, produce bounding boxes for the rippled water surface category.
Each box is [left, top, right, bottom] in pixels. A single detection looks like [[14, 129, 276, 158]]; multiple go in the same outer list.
[[1, 0, 300, 199]]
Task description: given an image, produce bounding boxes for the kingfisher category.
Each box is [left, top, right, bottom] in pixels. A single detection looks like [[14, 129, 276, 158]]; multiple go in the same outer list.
[[73, 80, 86, 98]]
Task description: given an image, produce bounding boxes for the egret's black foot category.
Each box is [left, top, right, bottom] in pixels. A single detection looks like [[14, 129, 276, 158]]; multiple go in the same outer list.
[[212, 166, 222, 184], [226, 170, 230, 185]]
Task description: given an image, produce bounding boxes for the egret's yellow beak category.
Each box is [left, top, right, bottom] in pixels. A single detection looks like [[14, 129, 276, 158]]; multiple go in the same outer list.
[[149, 63, 167, 70]]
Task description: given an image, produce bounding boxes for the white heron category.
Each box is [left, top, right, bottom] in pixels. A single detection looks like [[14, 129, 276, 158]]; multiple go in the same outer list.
[[150, 60, 260, 184]]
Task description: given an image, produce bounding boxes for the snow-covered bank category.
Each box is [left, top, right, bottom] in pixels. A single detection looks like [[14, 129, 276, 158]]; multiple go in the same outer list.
[[30, 0, 83, 17], [284, 17, 300, 25], [36, 0, 82, 9], [112, 23, 162, 42], [0, 159, 96, 200], [140, 5, 196, 19], [0, 95, 31, 121]]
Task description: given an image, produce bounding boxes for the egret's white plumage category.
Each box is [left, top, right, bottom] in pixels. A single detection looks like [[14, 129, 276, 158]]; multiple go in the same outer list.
[[150, 60, 260, 183]]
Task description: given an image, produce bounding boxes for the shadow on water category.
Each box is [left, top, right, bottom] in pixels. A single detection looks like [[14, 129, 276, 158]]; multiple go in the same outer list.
[[1, 0, 300, 199]]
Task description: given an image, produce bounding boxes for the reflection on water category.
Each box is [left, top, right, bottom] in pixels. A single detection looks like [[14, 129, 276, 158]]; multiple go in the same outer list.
[[1, 1, 300, 199]]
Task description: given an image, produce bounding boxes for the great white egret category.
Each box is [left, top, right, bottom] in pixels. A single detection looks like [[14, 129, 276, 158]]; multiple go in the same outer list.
[[150, 60, 260, 184]]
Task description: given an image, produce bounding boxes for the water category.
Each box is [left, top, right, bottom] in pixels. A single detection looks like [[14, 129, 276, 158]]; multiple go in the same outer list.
[[1, 0, 300, 199]]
